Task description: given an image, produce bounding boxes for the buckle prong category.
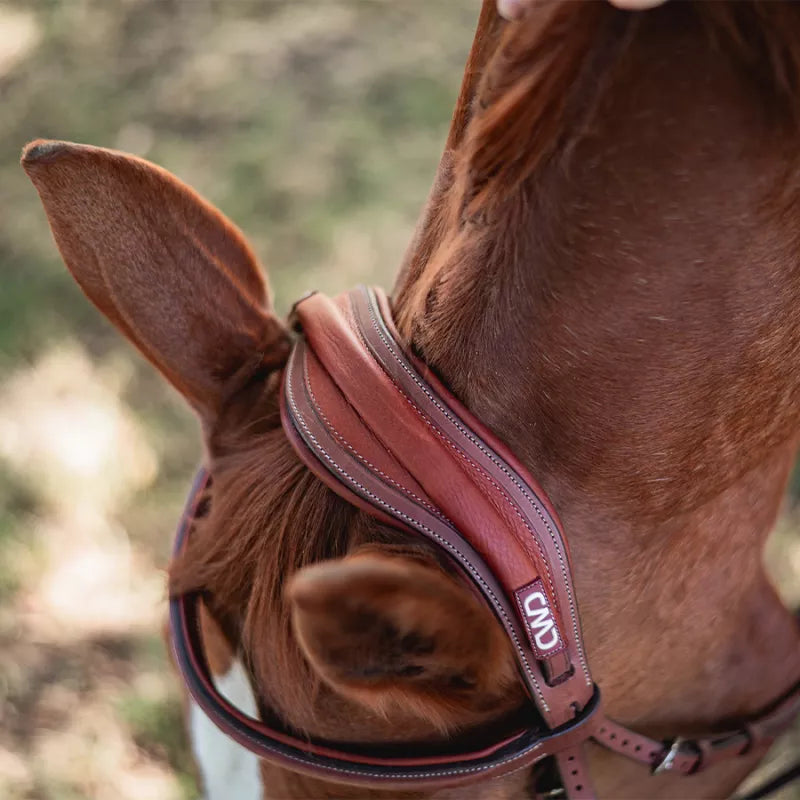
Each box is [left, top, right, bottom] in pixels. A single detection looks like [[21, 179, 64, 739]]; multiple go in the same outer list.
[[652, 737, 695, 775]]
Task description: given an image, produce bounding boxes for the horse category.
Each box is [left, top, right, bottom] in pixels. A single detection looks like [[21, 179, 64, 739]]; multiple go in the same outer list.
[[20, 1, 800, 797]]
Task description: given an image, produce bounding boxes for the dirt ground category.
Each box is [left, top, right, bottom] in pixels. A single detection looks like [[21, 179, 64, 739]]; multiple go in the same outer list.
[[0, 2, 797, 799]]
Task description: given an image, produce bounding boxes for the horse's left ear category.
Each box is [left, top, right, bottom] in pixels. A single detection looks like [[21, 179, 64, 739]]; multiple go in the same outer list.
[[287, 548, 523, 733], [21, 139, 290, 422]]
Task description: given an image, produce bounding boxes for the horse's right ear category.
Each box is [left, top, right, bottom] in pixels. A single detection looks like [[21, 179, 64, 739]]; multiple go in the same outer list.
[[21, 140, 290, 421]]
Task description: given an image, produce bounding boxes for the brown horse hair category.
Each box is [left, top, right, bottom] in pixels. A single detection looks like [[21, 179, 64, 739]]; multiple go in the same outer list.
[[397, 1, 800, 339], [170, 386, 358, 731]]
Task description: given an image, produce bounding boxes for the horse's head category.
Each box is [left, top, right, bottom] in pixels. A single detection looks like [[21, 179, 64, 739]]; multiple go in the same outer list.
[[22, 2, 800, 798], [19, 135, 529, 796]]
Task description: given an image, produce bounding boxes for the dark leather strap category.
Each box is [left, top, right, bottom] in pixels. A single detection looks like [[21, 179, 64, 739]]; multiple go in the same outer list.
[[168, 285, 800, 798], [169, 468, 605, 789], [593, 683, 800, 776]]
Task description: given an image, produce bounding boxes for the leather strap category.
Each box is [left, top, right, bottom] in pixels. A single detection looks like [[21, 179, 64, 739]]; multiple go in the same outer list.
[[592, 683, 800, 776], [285, 286, 593, 726], [167, 285, 800, 799], [556, 745, 596, 798]]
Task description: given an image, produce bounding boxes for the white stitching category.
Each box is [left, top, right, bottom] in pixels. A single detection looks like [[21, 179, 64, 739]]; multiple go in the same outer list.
[[364, 289, 590, 686], [347, 299, 559, 613], [363, 289, 591, 688], [346, 309, 560, 703], [303, 358, 445, 520], [204, 693, 546, 780], [286, 352, 549, 713], [388, 387, 559, 615]]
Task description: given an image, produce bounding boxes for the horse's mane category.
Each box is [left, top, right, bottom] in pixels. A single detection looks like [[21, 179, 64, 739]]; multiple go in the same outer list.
[[169, 0, 800, 733], [397, 1, 800, 336], [468, 2, 800, 214]]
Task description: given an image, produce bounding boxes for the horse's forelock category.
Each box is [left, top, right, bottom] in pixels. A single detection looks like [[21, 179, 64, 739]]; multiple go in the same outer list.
[[168, 395, 411, 735], [168, 408, 340, 726]]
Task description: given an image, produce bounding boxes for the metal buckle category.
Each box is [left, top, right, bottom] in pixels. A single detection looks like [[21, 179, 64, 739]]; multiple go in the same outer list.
[[652, 737, 698, 775]]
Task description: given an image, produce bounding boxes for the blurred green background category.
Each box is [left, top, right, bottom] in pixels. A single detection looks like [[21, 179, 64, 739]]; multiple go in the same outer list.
[[0, 2, 796, 799]]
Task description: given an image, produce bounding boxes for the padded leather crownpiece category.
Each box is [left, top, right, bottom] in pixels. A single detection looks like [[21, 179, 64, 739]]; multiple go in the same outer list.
[[285, 287, 594, 725]]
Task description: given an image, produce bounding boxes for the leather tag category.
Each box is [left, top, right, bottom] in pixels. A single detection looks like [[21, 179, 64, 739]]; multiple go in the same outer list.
[[514, 579, 566, 659]]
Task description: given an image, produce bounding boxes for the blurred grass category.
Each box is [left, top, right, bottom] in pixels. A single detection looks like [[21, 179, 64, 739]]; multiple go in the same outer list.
[[0, 2, 797, 799], [115, 691, 196, 794], [0, 1, 475, 797]]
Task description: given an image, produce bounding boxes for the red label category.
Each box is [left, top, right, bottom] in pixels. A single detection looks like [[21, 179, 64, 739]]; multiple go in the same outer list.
[[514, 579, 566, 659]]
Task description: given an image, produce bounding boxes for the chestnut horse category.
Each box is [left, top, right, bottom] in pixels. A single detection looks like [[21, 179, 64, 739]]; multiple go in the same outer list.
[[21, 1, 800, 798]]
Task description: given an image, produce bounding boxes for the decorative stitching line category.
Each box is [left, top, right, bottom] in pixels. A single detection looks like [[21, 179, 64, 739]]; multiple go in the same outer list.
[[348, 314, 562, 700], [347, 297, 559, 611], [197, 676, 547, 780], [187, 601, 546, 780], [286, 351, 549, 714], [303, 357, 446, 521], [387, 382, 560, 620], [344, 307, 560, 709], [363, 288, 591, 688]]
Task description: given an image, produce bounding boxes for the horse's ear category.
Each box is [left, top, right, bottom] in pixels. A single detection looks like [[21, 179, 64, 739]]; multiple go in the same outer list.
[[21, 140, 290, 421], [287, 548, 522, 733]]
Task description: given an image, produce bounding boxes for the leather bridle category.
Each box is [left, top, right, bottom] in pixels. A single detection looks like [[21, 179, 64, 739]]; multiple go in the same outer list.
[[169, 285, 800, 798]]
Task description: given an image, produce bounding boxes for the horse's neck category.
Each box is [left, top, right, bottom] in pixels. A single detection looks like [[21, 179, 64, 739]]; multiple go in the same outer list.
[[568, 441, 798, 724], [394, 1, 800, 732]]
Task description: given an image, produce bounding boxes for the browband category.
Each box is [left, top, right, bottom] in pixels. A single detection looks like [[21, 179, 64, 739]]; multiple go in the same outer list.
[[169, 286, 800, 797]]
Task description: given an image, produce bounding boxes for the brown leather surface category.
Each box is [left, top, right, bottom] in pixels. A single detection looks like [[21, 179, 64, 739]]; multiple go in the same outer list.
[[556, 745, 596, 799], [288, 286, 594, 727]]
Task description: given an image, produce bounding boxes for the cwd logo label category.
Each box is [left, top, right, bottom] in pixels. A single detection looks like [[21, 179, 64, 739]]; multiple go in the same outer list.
[[514, 579, 566, 659]]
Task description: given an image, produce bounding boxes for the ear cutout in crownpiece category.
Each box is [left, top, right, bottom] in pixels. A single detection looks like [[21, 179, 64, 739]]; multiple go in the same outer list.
[[287, 548, 524, 735], [21, 140, 290, 420]]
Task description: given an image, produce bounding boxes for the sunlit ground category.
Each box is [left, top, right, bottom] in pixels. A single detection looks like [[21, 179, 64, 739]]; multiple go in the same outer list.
[[0, 346, 194, 799], [0, 2, 797, 799]]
